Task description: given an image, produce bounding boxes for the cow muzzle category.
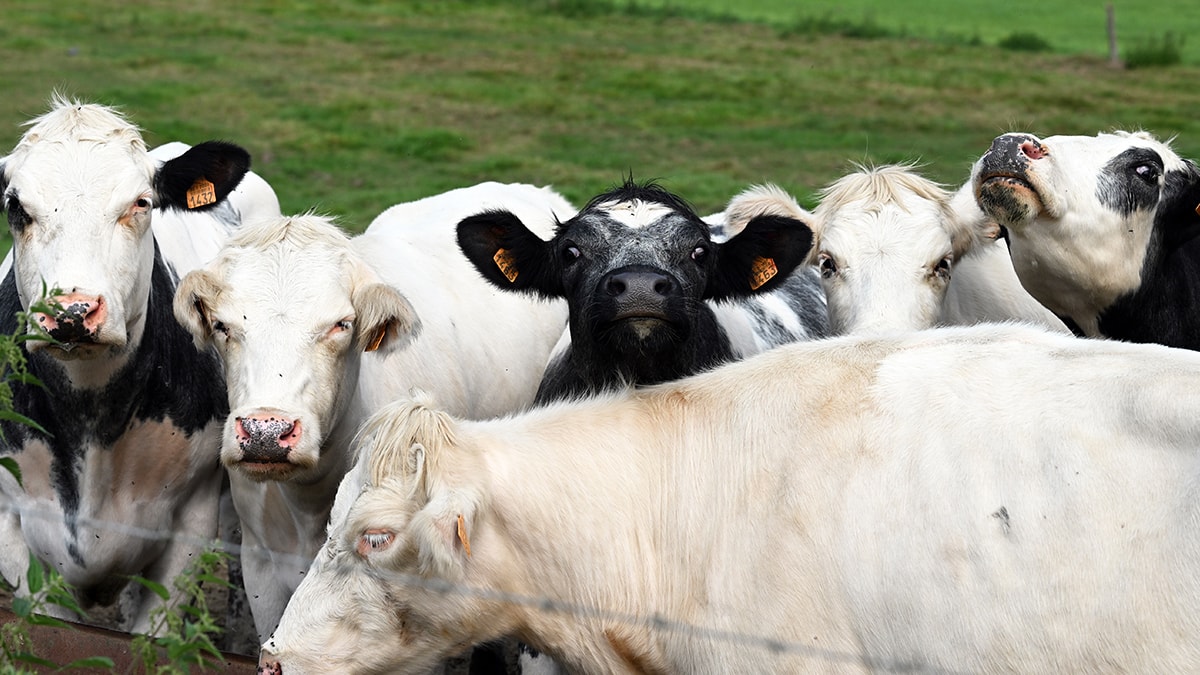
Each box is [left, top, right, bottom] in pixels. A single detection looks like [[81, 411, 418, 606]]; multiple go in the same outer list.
[[234, 411, 303, 470], [975, 133, 1048, 226], [29, 292, 110, 353]]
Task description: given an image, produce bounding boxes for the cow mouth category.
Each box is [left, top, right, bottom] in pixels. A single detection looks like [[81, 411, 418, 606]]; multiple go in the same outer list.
[[976, 170, 1045, 225], [232, 457, 301, 482]]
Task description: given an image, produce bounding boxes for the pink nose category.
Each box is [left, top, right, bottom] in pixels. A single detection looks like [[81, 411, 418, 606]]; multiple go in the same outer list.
[[33, 292, 107, 342], [1019, 140, 1047, 160], [256, 658, 282, 675], [235, 413, 303, 463]]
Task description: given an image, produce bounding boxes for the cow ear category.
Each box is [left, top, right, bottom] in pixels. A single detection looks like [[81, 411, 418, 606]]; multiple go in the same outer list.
[[706, 214, 815, 300], [409, 488, 480, 580], [154, 141, 251, 212], [456, 209, 562, 297], [173, 269, 224, 349], [353, 282, 419, 354]]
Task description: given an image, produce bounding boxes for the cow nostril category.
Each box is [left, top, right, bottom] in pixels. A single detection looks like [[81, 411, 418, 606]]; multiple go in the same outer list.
[[606, 278, 627, 296], [653, 278, 672, 295], [1019, 141, 1046, 160]]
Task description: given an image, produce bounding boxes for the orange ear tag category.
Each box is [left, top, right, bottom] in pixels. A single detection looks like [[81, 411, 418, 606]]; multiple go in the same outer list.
[[749, 256, 778, 290], [364, 325, 387, 353], [1194, 203, 1200, 217], [186, 178, 217, 209], [493, 248, 519, 283], [456, 513, 472, 558]]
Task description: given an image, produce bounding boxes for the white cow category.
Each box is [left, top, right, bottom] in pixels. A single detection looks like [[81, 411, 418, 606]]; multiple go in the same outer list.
[[0, 95, 279, 632], [260, 322, 1200, 674], [724, 167, 1065, 334], [972, 130, 1200, 348], [173, 183, 573, 642]]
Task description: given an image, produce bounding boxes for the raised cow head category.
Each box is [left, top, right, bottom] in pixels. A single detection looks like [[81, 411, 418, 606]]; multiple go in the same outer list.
[[0, 96, 250, 378], [456, 178, 814, 400], [173, 214, 416, 482], [972, 130, 1200, 338]]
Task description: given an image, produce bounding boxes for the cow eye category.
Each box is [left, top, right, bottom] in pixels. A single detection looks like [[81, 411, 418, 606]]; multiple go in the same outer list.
[[5, 196, 31, 234], [561, 242, 581, 264], [691, 245, 709, 264], [1133, 162, 1161, 185], [328, 319, 353, 337], [134, 196, 152, 210], [933, 256, 952, 280], [817, 252, 839, 279]]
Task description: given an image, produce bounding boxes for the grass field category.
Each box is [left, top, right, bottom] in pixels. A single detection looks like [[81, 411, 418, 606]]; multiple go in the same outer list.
[[641, 0, 1200, 64], [1, 0, 1199, 246]]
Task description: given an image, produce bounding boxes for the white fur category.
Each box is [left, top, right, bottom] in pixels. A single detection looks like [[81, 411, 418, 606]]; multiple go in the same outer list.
[[175, 183, 572, 641], [0, 96, 280, 633], [728, 168, 1065, 335], [263, 323, 1200, 673]]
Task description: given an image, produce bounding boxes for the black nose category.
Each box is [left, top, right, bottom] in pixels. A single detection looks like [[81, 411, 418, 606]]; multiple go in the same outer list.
[[604, 269, 673, 299], [986, 133, 1045, 168]]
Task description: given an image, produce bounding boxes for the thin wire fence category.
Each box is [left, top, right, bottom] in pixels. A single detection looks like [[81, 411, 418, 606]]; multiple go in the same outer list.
[[0, 499, 942, 672]]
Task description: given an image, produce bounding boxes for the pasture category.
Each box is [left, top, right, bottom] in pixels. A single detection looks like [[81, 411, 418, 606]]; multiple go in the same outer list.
[[2, 0, 1200, 246]]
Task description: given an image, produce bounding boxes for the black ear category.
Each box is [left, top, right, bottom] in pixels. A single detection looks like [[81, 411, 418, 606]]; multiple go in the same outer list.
[[154, 141, 251, 212], [456, 209, 563, 297], [706, 213, 815, 300]]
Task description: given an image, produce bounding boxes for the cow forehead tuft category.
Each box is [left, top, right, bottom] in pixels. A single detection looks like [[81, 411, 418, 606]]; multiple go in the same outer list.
[[589, 198, 682, 230]]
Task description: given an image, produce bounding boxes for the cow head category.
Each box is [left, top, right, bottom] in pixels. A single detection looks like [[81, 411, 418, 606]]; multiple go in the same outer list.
[[173, 214, 417, 482], [791, 166, 986, 334], [258, 396, 510, 675], [456, 178, 814, 397], [0, 96, 249, 373], [972, 130, 1200, 335]]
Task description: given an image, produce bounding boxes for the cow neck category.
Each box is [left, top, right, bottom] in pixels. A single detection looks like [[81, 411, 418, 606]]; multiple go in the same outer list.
[[0, 241, 228, 520], [1098, 236, 1200, 350], [536, 313, 734, 403]]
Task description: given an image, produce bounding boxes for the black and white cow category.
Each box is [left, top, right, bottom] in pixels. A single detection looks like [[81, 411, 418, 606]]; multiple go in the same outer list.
[[972, 130, 1200, 347], [457, 179, 828, 403], [0, 96, 279, 632]]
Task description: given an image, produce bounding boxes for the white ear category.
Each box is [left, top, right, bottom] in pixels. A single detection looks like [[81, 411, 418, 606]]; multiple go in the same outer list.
[[172, 269, 224, 349], [353, 281, 419, 354], [410, 489, 480, 579]]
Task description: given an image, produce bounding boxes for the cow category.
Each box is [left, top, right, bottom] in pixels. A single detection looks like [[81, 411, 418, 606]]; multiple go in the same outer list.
[[971, 130, 1200, 347], [173, 183, 573, 642], [0, 95, 279, 633], [722, 168, 1066, 335], [259, 322, 1200, 674], [456, 178, 828, 403]]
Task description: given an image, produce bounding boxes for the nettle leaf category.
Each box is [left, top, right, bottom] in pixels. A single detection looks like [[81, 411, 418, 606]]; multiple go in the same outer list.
[[129, 575, 171, 601], [0, 456, 22, 487], [25, 552, 44, 595]]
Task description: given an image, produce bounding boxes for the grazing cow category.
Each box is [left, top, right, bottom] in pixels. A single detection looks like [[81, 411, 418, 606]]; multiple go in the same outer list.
[[972, 130, 1200, 346], [0, 96, 279, 632], [173, 183, 573, 642], [723, 168, 1066, 335], [456, 178, 828, 403], [261, 323, 1200, 675]]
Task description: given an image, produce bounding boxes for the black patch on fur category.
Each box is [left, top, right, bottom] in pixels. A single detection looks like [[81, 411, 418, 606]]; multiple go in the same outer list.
[[0, 243, 228, 546], [1096, 147, 1166, 218], [1098, 161, 1200, 349], [153, 141, 250, 212]]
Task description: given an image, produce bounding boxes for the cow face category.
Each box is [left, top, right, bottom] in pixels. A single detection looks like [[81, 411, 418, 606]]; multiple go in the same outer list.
[[0, 97, 249, 371], [457, 179, 814, 394], [174, 214, 416, 482], [972, 131, 1200, 334], [808, 166, 973, 334]]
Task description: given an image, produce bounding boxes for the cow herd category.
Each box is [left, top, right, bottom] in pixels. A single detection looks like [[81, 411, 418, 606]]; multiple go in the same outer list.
[[1, 96, 1199, 674]]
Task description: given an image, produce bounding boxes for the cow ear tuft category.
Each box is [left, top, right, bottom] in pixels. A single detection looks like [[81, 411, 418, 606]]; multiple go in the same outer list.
[[353, 282, 419, 354], [173, 269, 223, 349], [154, 141, 251, 212]]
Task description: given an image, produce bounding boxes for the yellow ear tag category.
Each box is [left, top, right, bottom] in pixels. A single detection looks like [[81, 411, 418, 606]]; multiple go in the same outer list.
[[493, 248, 519, 283], [456, 513, 472, 558], [749, 256, 778, 290], [364, 323, 388, 353], [186, 178, 217, 209]]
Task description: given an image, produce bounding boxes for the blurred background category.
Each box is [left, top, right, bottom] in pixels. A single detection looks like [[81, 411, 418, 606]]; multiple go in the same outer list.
[[3, 0, 1199, 245]]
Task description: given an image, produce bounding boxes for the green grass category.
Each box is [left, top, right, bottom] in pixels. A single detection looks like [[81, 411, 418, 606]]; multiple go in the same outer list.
[[638, 0, 1200, 64], [1, 0, 1199, 249]]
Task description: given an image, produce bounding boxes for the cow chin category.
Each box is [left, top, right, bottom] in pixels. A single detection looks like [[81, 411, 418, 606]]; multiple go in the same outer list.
[[27, 336, 126, 361], [976, 176, 1044, 229]]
